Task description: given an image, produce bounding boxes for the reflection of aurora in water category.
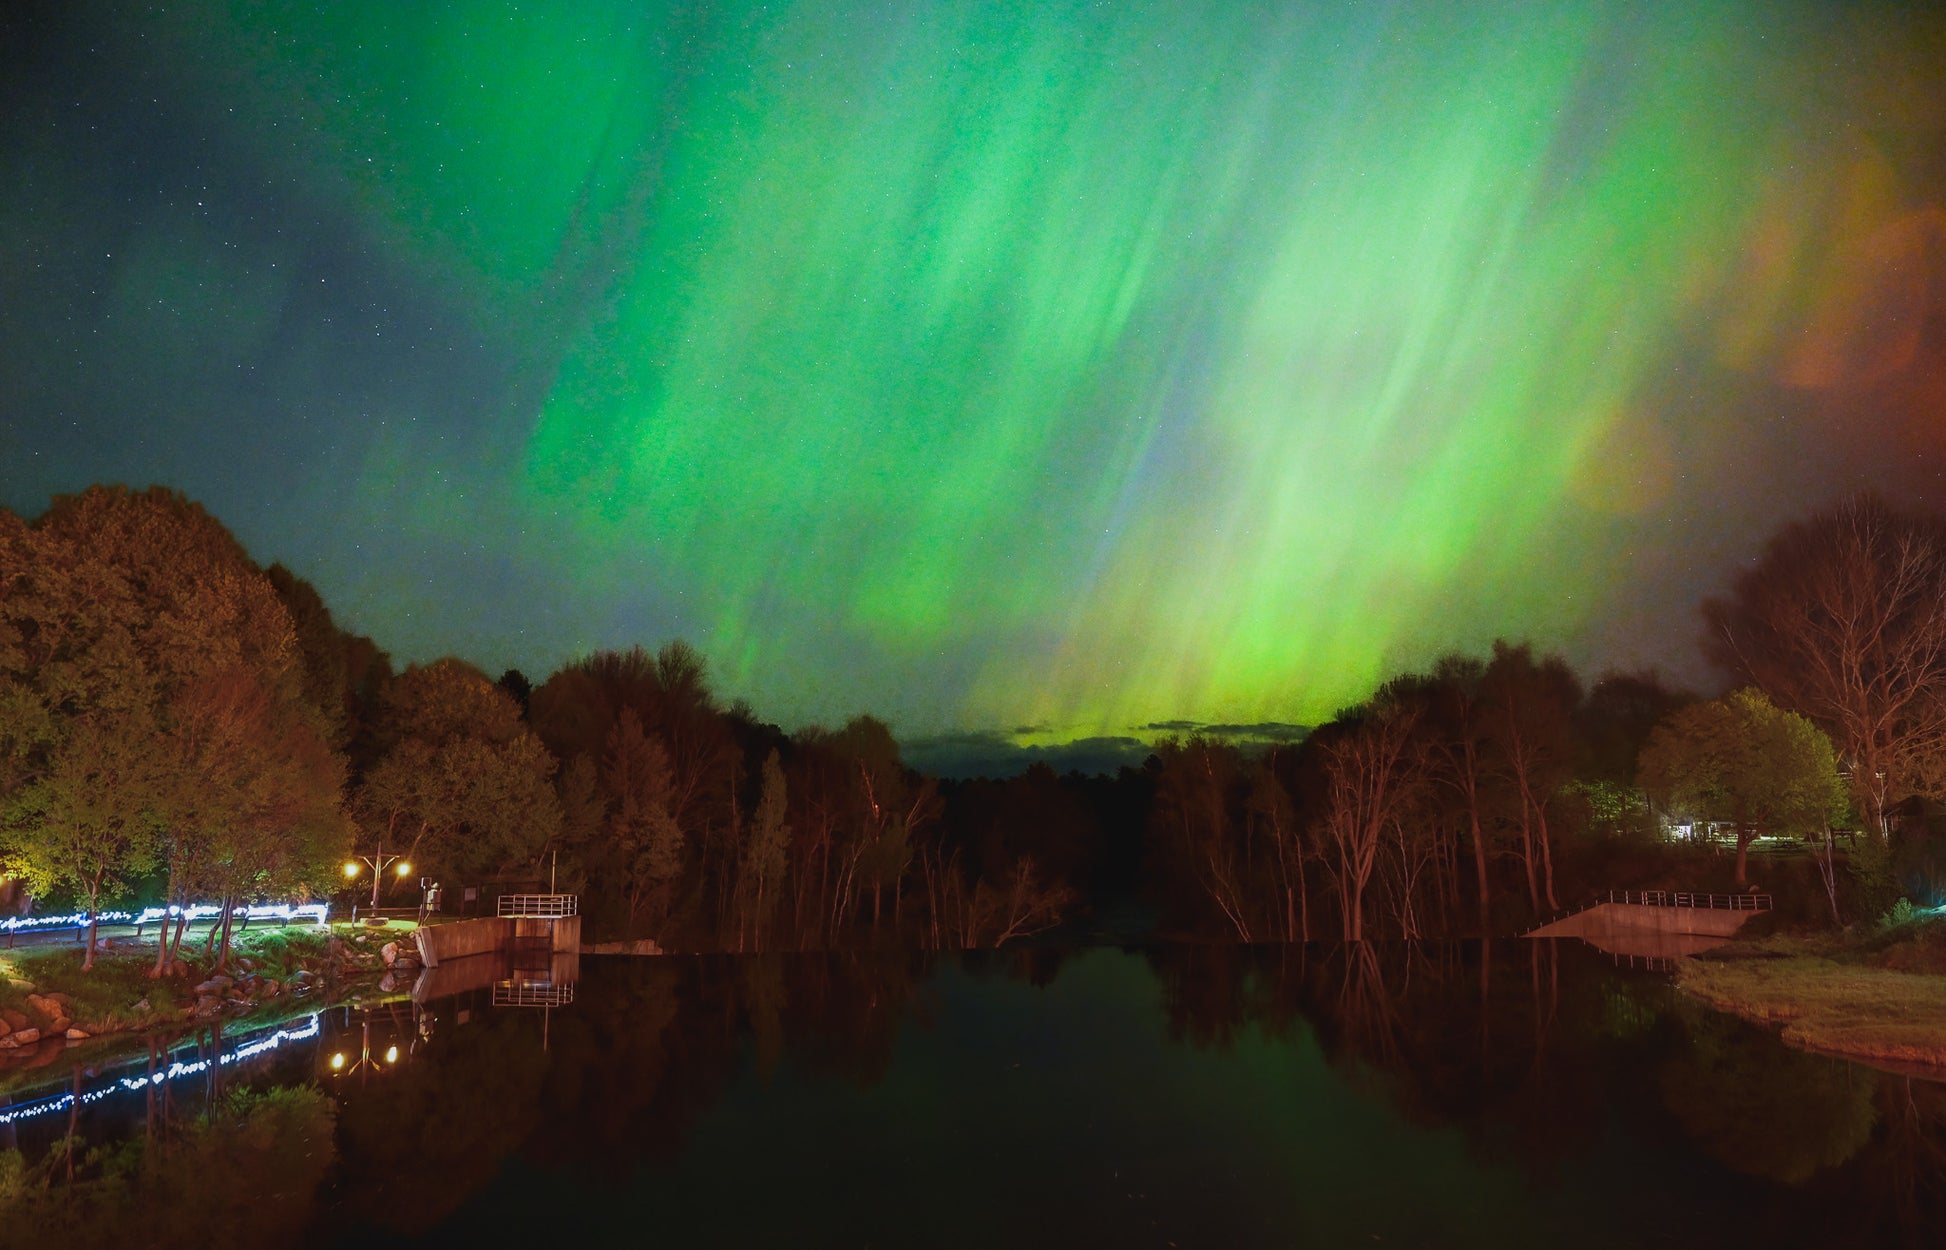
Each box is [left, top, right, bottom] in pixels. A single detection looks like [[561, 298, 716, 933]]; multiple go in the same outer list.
[[4, 948, 1945, 1244], [0, 1015, 321, 1130]]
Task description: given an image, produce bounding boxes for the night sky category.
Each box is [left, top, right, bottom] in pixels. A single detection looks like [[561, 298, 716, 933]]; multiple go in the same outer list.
[[5, 2, 1946, 752]]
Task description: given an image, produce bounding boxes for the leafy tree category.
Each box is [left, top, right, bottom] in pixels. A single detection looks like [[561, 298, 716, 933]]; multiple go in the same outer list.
[[2, 699, 161, 968], [601, 706, 686, 931], [355, 659, 560, 886], [264, 564, 350, 747], [162, 665, 350, 967], [734, 749, 791, 949], [531, 643, 742, 933], [1637, 688, 1847, 884], [0, 487, 345, 975]]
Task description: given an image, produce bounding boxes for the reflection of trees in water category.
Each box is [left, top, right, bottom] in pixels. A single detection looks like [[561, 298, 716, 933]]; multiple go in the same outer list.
[[329, 949, 932, 1234], [1146, 942, 1665, 1172], [1864, 1077, 1946, 1247], [1657, 1009, 1878, 1184], [13, 946, 1946, 1243], [1145, 940, 1946, 1241], [0, 1083, 335, 1248], [331, 999, 557, 1233]]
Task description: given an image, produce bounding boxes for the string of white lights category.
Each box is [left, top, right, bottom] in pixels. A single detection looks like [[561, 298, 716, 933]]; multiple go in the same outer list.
[[0, 902, 329, 935], [0, 1015, 322, 1128]]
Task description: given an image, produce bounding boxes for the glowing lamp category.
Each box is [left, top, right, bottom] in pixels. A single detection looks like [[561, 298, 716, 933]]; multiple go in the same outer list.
[[395, 861, 412, 877], [343, 862, 361, 878], [385, 1045, 399, 1064], [329, 1052, 346, 1071]]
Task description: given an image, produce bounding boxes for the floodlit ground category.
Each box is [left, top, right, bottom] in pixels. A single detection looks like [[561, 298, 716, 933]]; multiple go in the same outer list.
[[1678, 915, 1946, 1069], [1, 924, 398, 1095]]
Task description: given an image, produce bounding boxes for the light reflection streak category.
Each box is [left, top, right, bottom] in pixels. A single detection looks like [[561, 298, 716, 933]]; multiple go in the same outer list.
[[0, 1015, 321, 1128]]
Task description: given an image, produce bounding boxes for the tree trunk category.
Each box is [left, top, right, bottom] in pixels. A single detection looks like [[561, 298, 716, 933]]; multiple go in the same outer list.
[[1535, 805, 1559, 912], [81, 877, 102, 973], [217, 895, 238, 969], [150, 874, 179, 979], [1469, 806, 1491, 933]]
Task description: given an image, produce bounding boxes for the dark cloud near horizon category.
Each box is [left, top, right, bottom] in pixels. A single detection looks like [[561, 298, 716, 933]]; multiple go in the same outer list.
[[902, 731, 1155, 781], [903, 720, 1315, 780]]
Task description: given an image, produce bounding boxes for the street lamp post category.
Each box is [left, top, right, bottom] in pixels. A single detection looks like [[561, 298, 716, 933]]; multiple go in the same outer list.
[[343, 842, 412, 911]]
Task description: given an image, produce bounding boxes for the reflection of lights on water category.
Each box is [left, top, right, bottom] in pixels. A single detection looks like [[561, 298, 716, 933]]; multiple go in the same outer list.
[[384, 1045, 399, 1064], [330, 1052, 347, 1070], [0, 1015, 322, 1128]]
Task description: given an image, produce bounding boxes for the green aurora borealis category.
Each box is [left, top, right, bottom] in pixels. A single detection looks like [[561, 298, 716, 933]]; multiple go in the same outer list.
[[5, 2, 1946, 744]]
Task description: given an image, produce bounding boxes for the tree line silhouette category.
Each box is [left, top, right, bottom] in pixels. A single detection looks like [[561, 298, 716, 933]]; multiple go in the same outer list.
[[6, 485, 1946, 961]]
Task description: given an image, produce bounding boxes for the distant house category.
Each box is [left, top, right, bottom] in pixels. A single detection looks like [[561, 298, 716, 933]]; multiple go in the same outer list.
[[1884, 795, 1946, 841]]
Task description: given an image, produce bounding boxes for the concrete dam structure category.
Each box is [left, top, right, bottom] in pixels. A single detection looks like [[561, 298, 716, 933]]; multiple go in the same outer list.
[[1527, 890, 1771, 963], [412, 893, 581, 967]]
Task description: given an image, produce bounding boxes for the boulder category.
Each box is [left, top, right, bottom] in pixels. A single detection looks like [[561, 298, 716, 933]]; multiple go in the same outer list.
[[192, 980, 223, 996], [194, 996, 221, 1016], [25, 993, 62, 1021], [45, 991, 75, 1008], [381, 941, 400, 966], [1, 1027, 40, 1048], [64, 1027, 89, 1040], [0, 1007, 28, 1033], [48, 1015, 70, 1036], [131, 998, 152, 1014]]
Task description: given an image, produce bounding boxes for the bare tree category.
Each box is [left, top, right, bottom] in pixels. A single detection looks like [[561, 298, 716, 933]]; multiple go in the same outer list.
[[1705, 495, 1946, 835], [1153, 738, 1254, 941], [1480, 642, 1580, 915], [1314, 700, 1426, 941]]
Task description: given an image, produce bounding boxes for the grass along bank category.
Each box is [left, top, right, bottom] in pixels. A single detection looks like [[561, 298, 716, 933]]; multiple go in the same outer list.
[[0, 923, 415, 1087], [1677, 909, 1946, 1068]]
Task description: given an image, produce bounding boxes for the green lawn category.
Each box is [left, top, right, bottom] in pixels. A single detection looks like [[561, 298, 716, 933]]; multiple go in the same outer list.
[[1678, 915, 1946, 1068]]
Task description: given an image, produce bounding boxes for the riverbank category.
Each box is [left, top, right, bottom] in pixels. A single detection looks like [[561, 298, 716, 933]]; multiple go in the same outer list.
[[1676, 912, 1946, 1069], [0, 924, 415, 1089]]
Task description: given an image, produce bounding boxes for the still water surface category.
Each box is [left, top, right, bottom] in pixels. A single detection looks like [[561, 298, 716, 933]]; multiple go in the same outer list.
[[4, 942, 1941, 1247]]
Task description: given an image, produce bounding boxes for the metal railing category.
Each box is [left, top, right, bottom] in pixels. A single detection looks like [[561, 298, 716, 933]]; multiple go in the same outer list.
[[497, 894, 578, 918], [493, 981, 575, 1007], [1604, 889, 1772, 912], [1527, 888, 1774, 935]]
